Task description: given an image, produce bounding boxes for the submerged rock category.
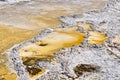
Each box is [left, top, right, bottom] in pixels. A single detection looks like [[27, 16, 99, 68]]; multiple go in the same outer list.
[[73, 64, 100, 77]]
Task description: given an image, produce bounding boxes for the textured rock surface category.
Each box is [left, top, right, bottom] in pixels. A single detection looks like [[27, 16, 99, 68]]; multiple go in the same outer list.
[[4, 0, 120, 80]]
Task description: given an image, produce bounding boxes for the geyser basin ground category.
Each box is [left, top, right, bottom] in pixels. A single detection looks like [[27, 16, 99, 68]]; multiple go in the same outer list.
[[1, 0, 120, 80], [19, 28, 84, 58]]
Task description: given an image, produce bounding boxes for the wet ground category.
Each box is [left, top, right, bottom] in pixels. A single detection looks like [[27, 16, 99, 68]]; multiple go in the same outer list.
[[0, 0, 106, 53], [0, 0, 107, 80]]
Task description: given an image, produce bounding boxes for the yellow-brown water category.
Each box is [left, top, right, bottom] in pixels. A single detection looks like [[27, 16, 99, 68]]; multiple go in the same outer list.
[[0, 52, 17, 80], [0, 65, 17, 80], [0, 0, 107, 53], [88, 31, 107, 44], [0, 1, 107, 80], [19, 28, 84, 57], [0, 25, 38, 53], [0, 25, 38, 80], [19, 28, 84, 79], [77, 22, 107, 44]]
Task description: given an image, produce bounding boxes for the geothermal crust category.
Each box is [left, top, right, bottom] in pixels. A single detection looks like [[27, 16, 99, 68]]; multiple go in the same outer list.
[[4, 0, 120, 80]]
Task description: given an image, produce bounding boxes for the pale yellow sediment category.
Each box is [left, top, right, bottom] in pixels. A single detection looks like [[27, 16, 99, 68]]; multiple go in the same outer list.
[[0, 65, 17, 80], [19, 28, 84, 79], [19, 28, 84, 58], [77, 22, 92, 31], [0, 24, 38, 80], [88, 31, 107, 44]]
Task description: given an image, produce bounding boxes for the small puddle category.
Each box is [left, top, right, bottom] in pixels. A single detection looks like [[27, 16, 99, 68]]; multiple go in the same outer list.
[[19, 28, 84, 58], [88, 31, 107, 44], [19, 28, 84, 79]]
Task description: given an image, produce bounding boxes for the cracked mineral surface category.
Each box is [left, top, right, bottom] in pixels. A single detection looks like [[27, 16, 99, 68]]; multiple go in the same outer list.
[[0, 0, 120, 80]]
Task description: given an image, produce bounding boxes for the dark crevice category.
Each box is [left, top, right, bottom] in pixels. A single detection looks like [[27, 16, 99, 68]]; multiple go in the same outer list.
[[73, 64, 100, 77]]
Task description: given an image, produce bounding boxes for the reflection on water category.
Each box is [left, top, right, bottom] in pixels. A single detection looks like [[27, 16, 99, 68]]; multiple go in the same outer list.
[[88, 31, 107, 44]]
